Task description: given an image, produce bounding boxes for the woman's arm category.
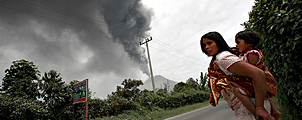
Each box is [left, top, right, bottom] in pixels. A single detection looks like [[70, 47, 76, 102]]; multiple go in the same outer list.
[[228, 61, 273, 119]]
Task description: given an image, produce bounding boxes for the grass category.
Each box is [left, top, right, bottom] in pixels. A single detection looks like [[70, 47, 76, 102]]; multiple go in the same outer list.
[[97, 100, 210, 120]]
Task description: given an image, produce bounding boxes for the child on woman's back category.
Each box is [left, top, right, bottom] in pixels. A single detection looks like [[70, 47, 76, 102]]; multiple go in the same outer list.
[[233, 30, 281, 119]]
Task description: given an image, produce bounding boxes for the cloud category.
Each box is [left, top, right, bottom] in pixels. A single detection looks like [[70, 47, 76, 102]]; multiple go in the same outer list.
[[141, 0, 254, 82], [0, 0, 152, 98]]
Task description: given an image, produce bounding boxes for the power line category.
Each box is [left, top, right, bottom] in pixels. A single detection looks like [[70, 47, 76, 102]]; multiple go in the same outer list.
[[20, 0, 150, 38], [0, 4, 106, 34], [148, 45, 203, 66], [19, 0, 149, 39], [148, 45, 207, 78], [19, 0, 108, 27], [152, 37, 200, 61], [1, 0, 149, 39], [141, 36, 206, 67]]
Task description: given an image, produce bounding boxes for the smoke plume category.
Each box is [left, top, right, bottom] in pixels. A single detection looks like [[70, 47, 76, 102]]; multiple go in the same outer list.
[[0, 0, 153, 98]]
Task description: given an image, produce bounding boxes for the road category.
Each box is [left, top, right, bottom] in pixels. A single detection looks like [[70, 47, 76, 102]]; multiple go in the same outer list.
[[165, 101, 236, 120]]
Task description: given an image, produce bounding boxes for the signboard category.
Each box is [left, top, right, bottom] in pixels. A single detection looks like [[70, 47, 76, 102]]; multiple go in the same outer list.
[[73, 79, 88, 104]]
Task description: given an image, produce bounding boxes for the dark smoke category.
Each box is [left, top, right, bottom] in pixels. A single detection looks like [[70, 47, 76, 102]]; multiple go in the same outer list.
[[0, 0, 153, 98]]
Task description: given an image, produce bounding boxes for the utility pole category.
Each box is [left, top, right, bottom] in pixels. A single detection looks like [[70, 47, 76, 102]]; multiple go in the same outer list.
[[140, 36, 156, 94]]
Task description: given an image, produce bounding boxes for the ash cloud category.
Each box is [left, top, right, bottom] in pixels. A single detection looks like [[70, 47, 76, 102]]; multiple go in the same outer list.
[[0, 0, 153, 98]]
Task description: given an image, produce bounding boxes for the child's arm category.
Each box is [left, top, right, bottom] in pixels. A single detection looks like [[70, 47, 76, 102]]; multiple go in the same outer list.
[[248, 51, 281, 119], [247, 53, 259, 65], [228, 61, 270, 119]]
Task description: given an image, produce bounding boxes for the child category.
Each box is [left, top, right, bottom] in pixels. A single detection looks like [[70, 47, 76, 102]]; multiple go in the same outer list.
[[233, 29, 281, 119]]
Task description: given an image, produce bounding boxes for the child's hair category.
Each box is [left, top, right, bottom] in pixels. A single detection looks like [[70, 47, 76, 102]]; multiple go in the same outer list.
[[235, 29, 261, 48], [200, 31, 232, 59]]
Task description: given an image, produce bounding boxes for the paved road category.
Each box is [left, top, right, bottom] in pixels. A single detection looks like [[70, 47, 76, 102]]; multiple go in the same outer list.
[[165, 101, 235, 120]]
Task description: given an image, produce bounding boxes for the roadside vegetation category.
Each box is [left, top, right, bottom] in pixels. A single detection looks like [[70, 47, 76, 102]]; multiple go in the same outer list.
[[244, 0, 302, 119], [0, 59, 210, 119], [98, 100, 210, 120]]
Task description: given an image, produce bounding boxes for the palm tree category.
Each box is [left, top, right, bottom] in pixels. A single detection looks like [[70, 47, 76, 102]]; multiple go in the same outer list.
[[199, 72, 208, 91]]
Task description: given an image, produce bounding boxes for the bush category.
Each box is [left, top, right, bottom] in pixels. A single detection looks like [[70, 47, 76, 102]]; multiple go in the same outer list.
[[105, 95, 140, 116], [244, 0, 302, 119], [140, 89, 210, 110], [0, 94, 47, 120]]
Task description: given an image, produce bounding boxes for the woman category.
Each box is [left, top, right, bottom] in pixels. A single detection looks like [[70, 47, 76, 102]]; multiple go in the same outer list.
[[200, 31, 274, 120]]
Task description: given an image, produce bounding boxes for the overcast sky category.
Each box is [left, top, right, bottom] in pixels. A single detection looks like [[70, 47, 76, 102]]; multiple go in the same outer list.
[[0, 0, 254, 99]]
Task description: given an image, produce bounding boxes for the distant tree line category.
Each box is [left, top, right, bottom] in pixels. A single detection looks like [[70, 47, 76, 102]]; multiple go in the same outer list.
[[0, 59, 209, 119]]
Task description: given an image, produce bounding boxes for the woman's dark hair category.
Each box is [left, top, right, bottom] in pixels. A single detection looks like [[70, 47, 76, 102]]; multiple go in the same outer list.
[[200, 31, 232, 59], [235, 29, 261, 48]]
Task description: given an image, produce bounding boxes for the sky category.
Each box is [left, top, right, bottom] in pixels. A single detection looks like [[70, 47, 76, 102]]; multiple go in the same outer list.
[[0, 0, 255, 99]]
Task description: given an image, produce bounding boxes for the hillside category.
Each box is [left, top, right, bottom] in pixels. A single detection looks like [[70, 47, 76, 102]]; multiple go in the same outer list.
[[139, 75, 177, 91]]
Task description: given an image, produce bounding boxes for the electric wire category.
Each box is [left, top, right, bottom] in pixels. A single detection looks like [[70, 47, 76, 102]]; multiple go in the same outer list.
[[0, 4, 105, 34], [19, 0, 108, 27], [152, 37, 200, 61], [22, 0, 148, 39], [2, 0, 132, 36], [148, 45, 203, 66], [148, 45, 205, 77]]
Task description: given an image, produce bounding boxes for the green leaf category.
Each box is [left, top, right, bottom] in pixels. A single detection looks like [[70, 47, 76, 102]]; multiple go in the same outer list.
[[279, 27, 285, 34], [283, 16, 289, 22], [280, 10, 286, 13], [294, 35, 301, 40], [267, 16, 275, 24], [274, 7, 279, 12]]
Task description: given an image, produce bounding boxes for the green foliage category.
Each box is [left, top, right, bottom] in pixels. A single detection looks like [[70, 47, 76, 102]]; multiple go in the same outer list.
[[73, 79, 145, 119], [198, 72, 209, 91], [0, 94, 47, 120], [40, 70, 73, 119], [121, 79, 143, 90], [173, 82, 191, 92], [1, 59, 41, 99], [105, 95, 140, 116], [244, 0, 302, 119], [98, 101, 210, 120], [112, 79, 143, 101], [139, 92, 165, 110], [0, 59, 210, 119], [1, 60, 74, 119], [87, 98, 107, 118], [186, 78, 199, 90], [74, 94, 141, 119], [140, 87, 210, 110]]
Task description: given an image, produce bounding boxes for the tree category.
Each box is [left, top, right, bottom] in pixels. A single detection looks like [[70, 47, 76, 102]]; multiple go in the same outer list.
[[199, 72, 208, 91], [243, 0, 302, 119], [1, 59, 40, 99], [0, 94, 47, 119], [186, 78, 199, 90], [40, 70, 73, 119], [113, 79, 143, 101], [173, 82, 190, 92]]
